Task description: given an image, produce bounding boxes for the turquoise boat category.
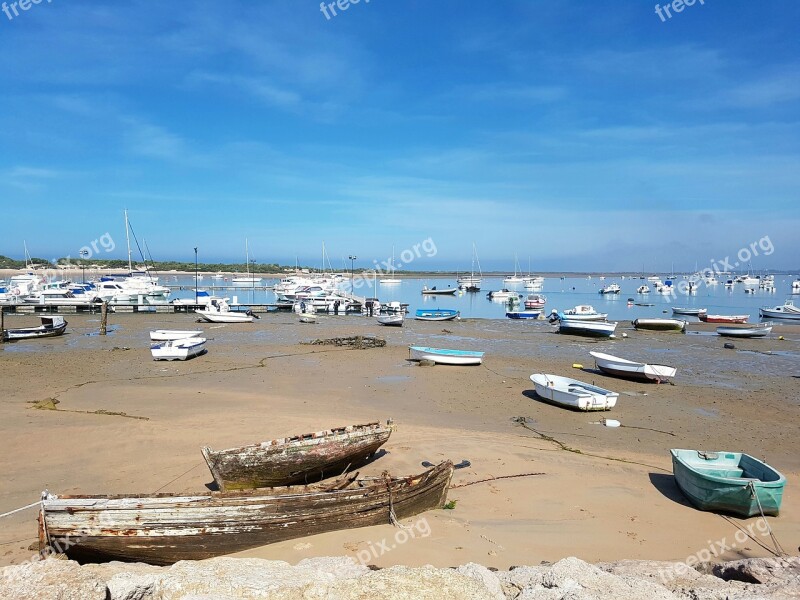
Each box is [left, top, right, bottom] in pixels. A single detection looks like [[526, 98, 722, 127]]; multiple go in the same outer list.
[[670, 449, 786, 517]]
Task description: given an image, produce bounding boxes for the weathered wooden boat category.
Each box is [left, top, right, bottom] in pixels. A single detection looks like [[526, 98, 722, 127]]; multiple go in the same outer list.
[[632, 318, 687, 332], [698, 313, 749, 324], [420, 286, 457, 295], [3, 316, 67, 341], [589, 351, 676, 383], [149, 329, 204, 342], [150, 337, 207, 361], [759, 299, 800, 320], [529, 374, 618, 411], [414, 308, 459, 321], [716, 322, 772, 338], [38, 461, 454, 565], [670, 449, 785, 517], [671, 307, 706, 317], [376, 313, 404, 327], [408, 346, 484, 365], [202, 422, 393, 491], [557, 319, 617, 337]]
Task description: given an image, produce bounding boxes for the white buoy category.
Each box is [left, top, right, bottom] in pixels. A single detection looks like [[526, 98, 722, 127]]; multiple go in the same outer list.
[[603, 419, 621, 428]]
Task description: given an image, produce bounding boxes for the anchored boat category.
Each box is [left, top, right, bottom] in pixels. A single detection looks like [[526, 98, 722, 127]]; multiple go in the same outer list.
[[414, 309, 459, 321], [716, 322, 773, 338], [589, 351, 676, 383], [557, 319, 617, 337], [408, 346, 484, 365], [670, 449, 785, 517], [529, 374, 618, 411], [2, 316, 67, 341], [632, 318, 687, 332]]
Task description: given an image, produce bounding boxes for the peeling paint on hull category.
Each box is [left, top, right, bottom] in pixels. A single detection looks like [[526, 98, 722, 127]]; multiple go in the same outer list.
[[40, 461, 453, 565]]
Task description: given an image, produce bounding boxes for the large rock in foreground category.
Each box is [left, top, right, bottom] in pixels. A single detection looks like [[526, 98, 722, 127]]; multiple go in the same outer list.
[[1, 555, 799, 599]]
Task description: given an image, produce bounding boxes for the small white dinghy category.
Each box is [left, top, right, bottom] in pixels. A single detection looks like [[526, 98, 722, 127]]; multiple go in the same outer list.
[[298, 313, 317, 324], [716, 322, 773, 338], [409, 346, 484, 365], [150, 337, 207, 361], [589, 351, 676, 383], [529, 373, 618, 411], [150, 330, 204, 342], [558, 320, 617, 337], [376, 313, 404, 327]]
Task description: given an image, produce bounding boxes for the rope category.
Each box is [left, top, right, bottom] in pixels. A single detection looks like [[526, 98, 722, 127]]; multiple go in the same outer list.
[[383, 473, 411, 530], [748, 481, 787, 556], [152, 463, 202, 494], [451, 472, 546, 489], [0, 501, 40, 519]]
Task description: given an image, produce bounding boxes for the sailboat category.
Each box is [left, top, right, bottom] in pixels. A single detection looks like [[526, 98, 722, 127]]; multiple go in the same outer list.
[[503, 254, 525, 284], [232, 239, 262, 285], [380, 246, 401, 284], [457, 243, 482, 290], [524, 256, 544, 288]]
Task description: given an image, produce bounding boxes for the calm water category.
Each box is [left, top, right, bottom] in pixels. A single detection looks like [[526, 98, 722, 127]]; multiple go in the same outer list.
[[166, 274, 799, 322]]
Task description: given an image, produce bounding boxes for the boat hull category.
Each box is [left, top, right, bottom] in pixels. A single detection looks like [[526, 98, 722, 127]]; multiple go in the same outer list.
[[759, 307, 800, 320], [149, 330, 204, 342], [196, 311, 254, 323], [670, 450, 785, 517], [150, 338, 206, 361], [421, 289, 457, 295], [558, 320, 617, 337], [529, 374, 618, 411], [717, 324, 772, 338], [376, 314, 404, 326], [39, 462, 454, 565], [409, 346, 484, 365], [633, 318, 687, 332], [506, 311, 541, 319], [589, 351, 676, 383], [699, 315, 749, 324], [414, 309, 459, 321], [202, 422, 393, 490], [3, 318, 68, 341]]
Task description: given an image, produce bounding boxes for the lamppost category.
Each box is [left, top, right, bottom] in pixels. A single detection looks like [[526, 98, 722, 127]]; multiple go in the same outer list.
[[348, 255, 357, 292], [194, 247, 198, 305], [79, 249, 88, 283]]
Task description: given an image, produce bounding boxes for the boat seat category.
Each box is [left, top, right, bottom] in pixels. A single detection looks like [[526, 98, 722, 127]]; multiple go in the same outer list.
[[693, 467, 744, 478]]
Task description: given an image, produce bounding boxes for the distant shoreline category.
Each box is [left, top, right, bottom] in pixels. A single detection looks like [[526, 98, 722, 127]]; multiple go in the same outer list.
[[2, 267, 798, 280]]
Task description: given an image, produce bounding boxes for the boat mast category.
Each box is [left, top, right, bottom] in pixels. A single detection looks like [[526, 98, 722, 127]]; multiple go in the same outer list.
[[245, 238, 250, 278], [124, 209, 133, 273]]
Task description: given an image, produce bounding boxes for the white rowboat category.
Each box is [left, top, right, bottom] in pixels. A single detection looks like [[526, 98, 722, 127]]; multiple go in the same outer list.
[[529, 374, 618, 411], [150, 337, 206, 361], [150, 330, 204, 342], [589, 351, 677, 383]]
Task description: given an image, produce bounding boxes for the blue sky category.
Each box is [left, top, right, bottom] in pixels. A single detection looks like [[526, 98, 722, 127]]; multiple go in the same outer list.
[[1, 0, 798, 272]]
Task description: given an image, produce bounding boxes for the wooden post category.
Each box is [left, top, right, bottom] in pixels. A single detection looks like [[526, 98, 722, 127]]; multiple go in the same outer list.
[[0, 307, 5, 344], [100, 302, 108, 335]]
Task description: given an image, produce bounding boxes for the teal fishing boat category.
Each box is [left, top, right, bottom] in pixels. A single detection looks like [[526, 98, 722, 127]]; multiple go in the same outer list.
[[670, 449, 786, 517]]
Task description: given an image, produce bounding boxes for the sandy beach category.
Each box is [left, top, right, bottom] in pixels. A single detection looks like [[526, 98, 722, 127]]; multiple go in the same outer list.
[[0, 311, 798, 569]]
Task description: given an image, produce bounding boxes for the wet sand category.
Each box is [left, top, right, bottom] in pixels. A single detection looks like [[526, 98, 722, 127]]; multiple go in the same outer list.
[[1, 311, 798, 568]]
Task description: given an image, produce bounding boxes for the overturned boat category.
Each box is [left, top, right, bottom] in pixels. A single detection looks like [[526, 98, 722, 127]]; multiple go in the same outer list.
[[38, 461, 454, 565], [202, 421, 393, 491]]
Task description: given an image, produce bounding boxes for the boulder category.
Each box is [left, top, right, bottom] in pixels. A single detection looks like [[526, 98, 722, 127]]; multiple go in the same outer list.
[[0, 558, 107, 600]]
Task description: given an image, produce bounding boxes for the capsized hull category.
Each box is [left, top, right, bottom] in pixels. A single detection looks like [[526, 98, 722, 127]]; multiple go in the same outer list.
[[633, 318, 687, 332], [409, 346, 484, 365], [558, 320, 617, 337], [39, 461, 454, 565], [670, 450, 785, 517]]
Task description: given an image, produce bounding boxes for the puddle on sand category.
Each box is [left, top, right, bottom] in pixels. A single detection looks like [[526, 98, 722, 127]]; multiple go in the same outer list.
[[375, 375, 411, 383], [694, 407, 720, 419]]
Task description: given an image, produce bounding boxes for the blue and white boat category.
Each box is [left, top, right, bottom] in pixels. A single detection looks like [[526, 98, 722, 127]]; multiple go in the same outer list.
[[409, 346, 484, 365], [506, 310, 541, 320], [415, 309, 459, 321]]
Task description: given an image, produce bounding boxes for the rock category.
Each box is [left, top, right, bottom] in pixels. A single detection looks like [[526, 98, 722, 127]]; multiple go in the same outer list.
[[506, 557, 679, 600], [327, 565, 498, 599], [0, 559, 107, 600], [712, 556, 800, 585], [418, 359, 435, 367], [456, 563, 505, 599]]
